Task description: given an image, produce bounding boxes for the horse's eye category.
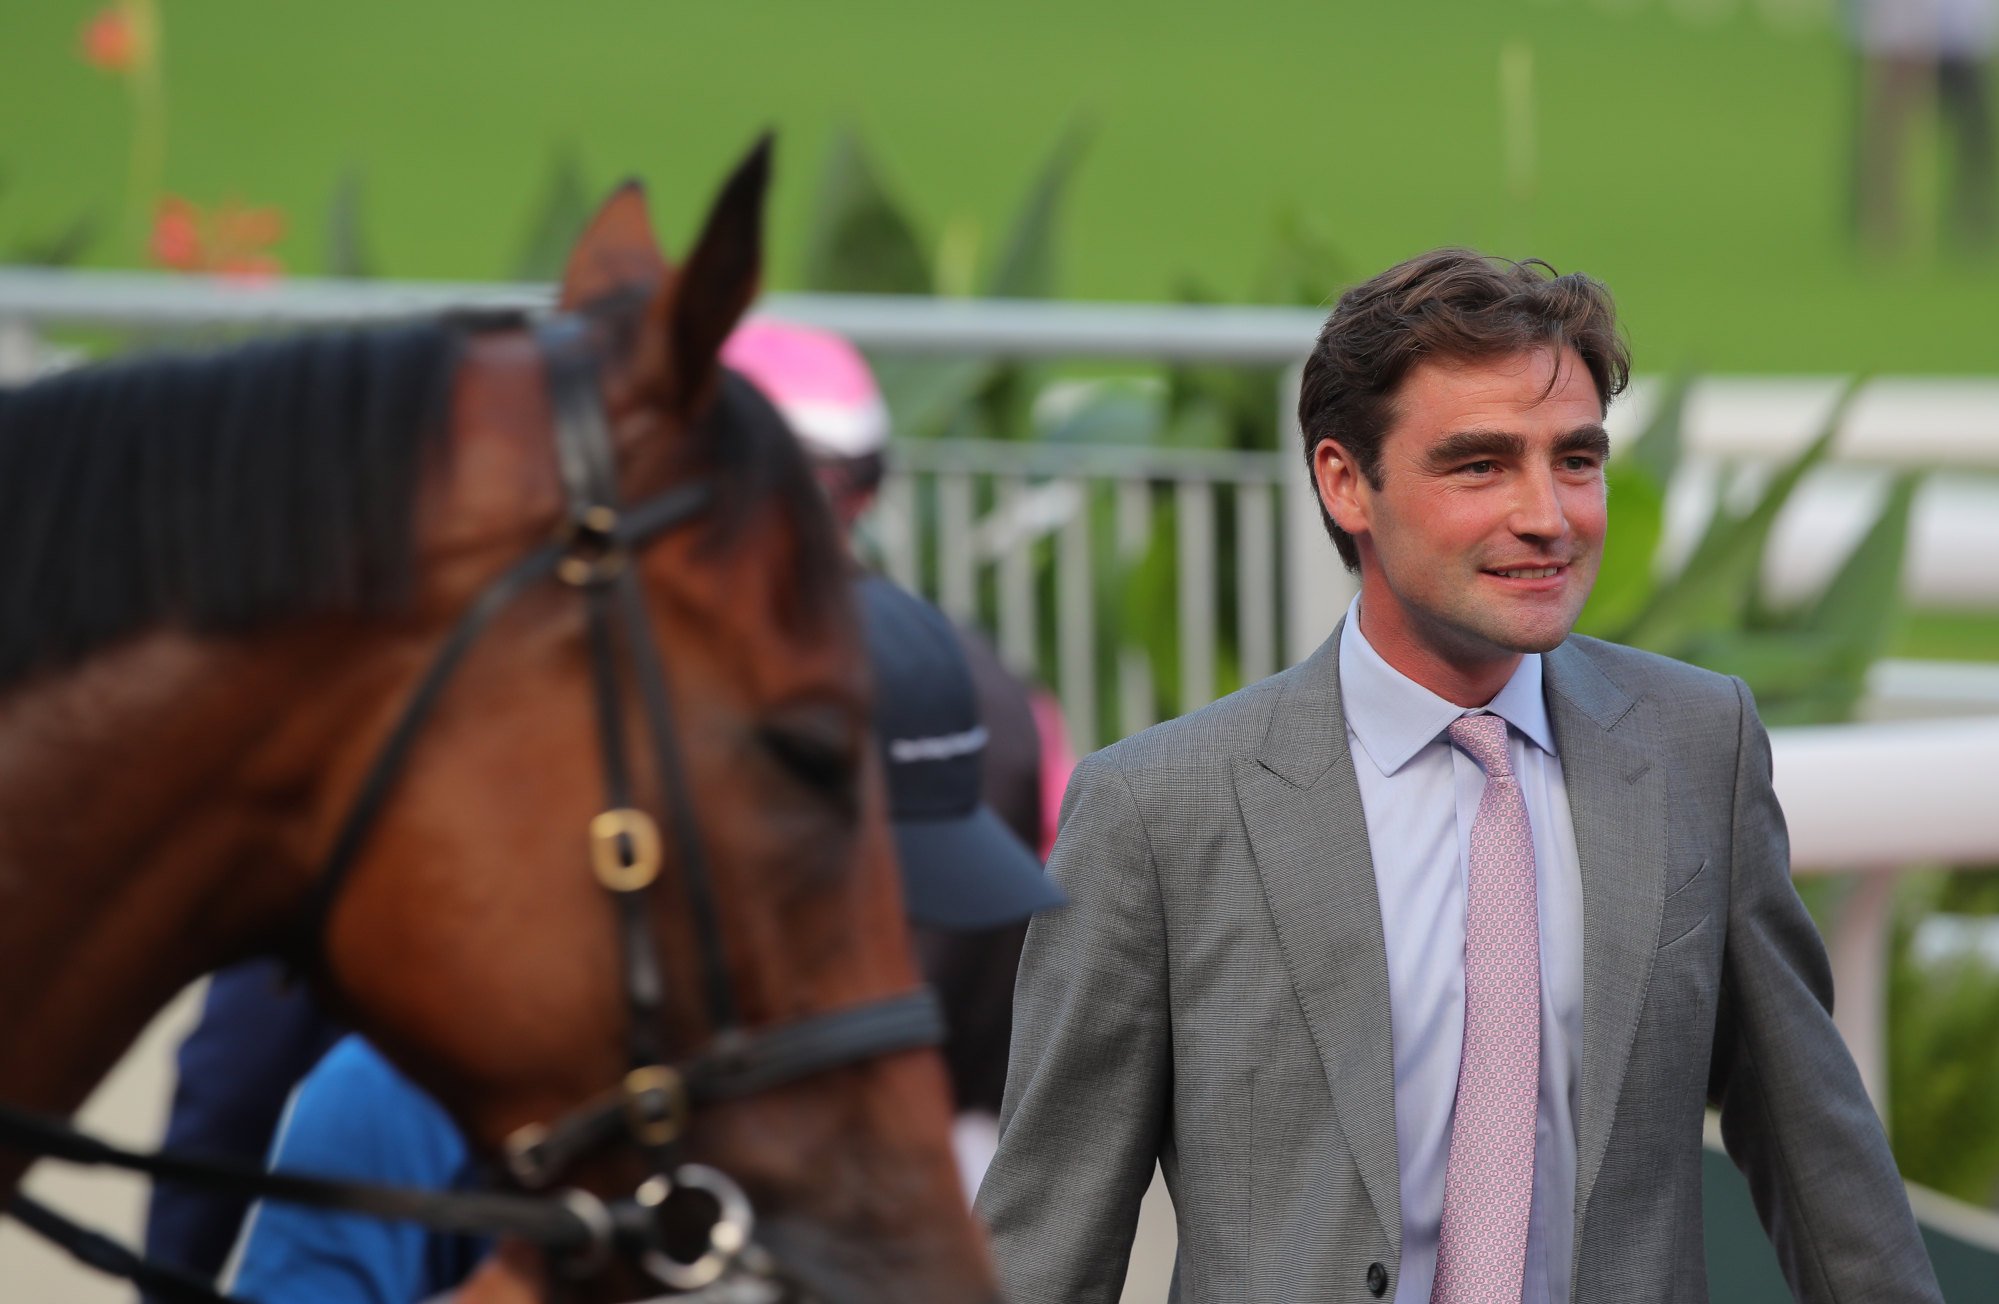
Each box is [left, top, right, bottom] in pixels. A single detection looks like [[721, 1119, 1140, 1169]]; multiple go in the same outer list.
[[758, 716, 859, 805]]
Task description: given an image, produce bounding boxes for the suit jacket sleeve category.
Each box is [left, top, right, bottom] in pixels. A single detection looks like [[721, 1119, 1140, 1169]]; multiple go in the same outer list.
[[1709, 678, 1941, 1301], [975, 750, 1170, 1304]]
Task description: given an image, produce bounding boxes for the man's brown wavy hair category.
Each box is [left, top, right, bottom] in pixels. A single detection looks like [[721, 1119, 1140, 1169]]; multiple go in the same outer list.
[[1297, 249, 1631, 570]]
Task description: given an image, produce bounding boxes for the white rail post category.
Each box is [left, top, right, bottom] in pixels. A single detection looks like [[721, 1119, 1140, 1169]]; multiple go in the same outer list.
[[937, 472, 977, 625], [1175, 478, 1215, 713], [1235, 479, 1276, 687], [874, 472, 922, 593], [0, 319, 42, 382], [996, 476, 1037, 674], [1117, 478, 1155, 737], [1830, 866, 1900, 1121], [1057, 482, 1097, 752]]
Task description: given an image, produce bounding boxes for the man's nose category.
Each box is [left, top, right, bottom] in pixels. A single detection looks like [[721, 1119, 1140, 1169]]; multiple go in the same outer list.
[[1508, 469, 1569, 541]]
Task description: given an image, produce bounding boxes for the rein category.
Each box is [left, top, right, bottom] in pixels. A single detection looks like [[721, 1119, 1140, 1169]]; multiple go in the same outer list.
[[0, 315, 944, 1301]]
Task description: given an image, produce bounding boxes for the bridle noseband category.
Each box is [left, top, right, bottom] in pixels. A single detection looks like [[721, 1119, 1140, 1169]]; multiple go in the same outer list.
[[0, 314, 945, 1303]]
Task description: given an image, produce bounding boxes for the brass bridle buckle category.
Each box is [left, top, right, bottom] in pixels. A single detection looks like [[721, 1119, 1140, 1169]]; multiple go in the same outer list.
[[590, 808, 663, 892], [557, 504, 627, 587], [622, 1064, 691, 1149]]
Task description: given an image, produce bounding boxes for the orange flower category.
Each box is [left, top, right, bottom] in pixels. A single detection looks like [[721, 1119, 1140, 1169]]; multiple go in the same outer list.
[[149, 197, 203, 270], [149, 196, 286, 280], [80, 6, 140, 74]]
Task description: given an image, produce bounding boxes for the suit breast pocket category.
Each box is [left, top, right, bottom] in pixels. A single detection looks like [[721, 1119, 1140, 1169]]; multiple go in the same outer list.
[[1658, 857, 1712, 950]]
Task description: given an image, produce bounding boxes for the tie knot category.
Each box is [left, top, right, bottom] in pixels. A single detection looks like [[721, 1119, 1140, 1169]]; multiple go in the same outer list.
[[1447, 712, 1513, 778]]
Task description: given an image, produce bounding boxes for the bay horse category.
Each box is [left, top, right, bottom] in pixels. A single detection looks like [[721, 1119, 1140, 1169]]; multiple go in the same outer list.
[[0, 141, 999, 1302]]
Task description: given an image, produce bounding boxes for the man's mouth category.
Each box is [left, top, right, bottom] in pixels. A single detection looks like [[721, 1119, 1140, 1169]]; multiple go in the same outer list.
[[1485, 564, 1566, 580]]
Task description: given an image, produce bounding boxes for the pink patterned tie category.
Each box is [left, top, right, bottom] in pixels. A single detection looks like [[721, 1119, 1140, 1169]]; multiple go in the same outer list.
[[1431, 713, 1540, 1304]]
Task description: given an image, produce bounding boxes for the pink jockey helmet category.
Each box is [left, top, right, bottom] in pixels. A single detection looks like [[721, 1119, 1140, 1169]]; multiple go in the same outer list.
[[721, 318, 891, 460]]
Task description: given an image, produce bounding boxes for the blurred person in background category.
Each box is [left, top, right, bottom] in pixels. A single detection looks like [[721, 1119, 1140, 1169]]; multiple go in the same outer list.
[[142, 320, 1062, 1299], [721, 319, 1074, 1187], [1852, 0, 1996, 252], [142, 958, 342, 1295]]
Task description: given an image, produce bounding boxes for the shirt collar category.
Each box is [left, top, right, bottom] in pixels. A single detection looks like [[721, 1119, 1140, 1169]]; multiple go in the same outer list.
[[1337, 595, 1557, 776]]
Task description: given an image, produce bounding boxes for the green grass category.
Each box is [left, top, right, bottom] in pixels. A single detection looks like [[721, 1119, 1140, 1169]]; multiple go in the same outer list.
[[3, 0, 1997, 372]]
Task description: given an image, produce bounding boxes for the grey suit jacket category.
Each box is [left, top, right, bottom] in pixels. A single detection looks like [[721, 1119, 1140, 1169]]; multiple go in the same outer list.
[[977, 625, 1940, 1303]]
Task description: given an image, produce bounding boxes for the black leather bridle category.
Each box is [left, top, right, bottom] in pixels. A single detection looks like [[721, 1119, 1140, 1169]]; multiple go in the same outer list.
[[0, 314, 945, 1302]]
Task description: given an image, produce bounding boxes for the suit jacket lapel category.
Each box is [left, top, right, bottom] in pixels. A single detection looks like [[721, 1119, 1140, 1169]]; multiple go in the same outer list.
[[1542, 641, 1667, 1239], [1234, 621, 1402, 1250]]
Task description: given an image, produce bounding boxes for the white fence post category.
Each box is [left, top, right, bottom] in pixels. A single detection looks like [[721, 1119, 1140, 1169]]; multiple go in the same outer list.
[[995, 476, 1037, 674], [0, 319, 44, 381], [1117, 479, 1156, 737], [1235, 480, 1276, 686], [1175, 479, 1215, 713], [875, 473, 921, 593], [1829, 867, 1901, 1120], [936, 473, 976, 626], [1057, 486, 1097, 753]]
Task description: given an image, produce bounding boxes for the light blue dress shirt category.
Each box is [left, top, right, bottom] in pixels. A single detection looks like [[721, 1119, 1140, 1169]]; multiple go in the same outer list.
[[1338, 601, 1582, 1304]]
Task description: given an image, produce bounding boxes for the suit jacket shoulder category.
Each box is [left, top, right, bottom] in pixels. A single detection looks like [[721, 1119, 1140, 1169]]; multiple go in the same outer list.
[[1549, 634, 1751, 778], [1090, 653, 1307, 781], [1557, 633, 1738, 707]]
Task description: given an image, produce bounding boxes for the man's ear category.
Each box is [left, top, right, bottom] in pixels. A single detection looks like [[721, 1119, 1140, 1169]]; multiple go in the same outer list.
[[1313, 439, 1371, 537], [556, 180, 669, 312], [635, 134, 771, 415]]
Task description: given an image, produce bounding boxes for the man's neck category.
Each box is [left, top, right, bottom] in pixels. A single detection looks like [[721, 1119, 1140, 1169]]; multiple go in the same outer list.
[[1354, 594, 1521, 709]]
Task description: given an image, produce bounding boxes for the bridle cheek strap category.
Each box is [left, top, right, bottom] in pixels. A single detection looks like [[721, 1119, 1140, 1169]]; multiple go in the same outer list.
[[538, 310, 738, 1067]]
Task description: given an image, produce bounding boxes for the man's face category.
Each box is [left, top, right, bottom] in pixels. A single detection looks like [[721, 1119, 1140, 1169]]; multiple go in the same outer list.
[[1317, 346, 1609, 695]]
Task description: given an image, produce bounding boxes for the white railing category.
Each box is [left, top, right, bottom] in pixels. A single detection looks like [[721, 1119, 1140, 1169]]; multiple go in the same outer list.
[[1775, 718, 1999, 1106], [875, 439, 1288, 753]]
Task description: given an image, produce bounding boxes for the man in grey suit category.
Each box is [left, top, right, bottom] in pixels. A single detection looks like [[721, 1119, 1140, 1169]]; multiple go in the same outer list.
[[976, 250, 1941, 1303]]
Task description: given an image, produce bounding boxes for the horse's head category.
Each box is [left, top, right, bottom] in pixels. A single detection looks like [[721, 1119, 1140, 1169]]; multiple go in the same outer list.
[[300, 144, 997, 1301]]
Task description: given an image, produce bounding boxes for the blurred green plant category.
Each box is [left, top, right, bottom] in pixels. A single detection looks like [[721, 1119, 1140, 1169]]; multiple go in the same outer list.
[[804, 122, 1088, 448], [512, 144, 594, 283], [0, 170, 99, 267], [324, 167, 376, 279], [1887, 869, 1999, 1205], [1575, 381, 1921, 727]]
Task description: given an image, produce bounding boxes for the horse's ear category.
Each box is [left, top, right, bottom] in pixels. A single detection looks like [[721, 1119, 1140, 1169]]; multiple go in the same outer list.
[[643, 135, 771, 415], [557, 180, 669, 311]]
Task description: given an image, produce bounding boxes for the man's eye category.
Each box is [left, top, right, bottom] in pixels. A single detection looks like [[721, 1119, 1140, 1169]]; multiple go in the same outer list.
[[1462, 461, 1497, 475], [1560, 456, 1601, 472]]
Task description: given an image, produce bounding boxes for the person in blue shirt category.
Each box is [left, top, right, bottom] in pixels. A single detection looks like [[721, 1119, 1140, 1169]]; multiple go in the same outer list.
[[228, 1037, 487, 1303]]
